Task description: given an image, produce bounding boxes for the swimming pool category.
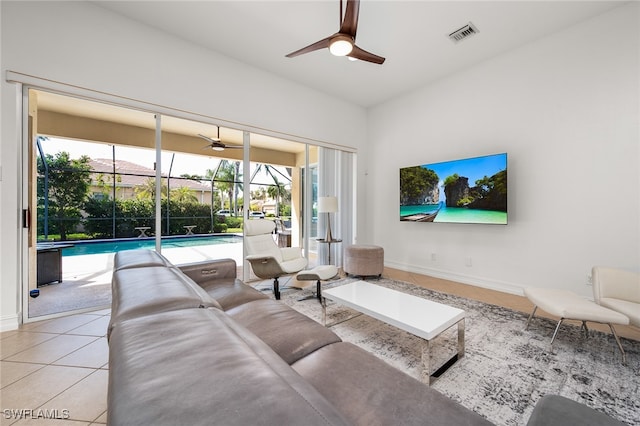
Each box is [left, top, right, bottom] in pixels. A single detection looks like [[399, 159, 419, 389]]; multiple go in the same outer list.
[[59, 234, 243, 256]]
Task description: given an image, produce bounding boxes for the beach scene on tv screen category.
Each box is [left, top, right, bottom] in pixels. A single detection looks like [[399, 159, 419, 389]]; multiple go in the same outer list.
[[400, 153, 507, 224]]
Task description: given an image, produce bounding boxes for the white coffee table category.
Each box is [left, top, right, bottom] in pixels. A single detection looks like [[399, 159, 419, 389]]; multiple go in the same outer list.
[[322, 280, 465, 384]]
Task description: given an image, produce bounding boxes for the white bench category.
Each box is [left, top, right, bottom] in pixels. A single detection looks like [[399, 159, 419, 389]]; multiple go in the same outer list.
[[524, 287, 629, 364]]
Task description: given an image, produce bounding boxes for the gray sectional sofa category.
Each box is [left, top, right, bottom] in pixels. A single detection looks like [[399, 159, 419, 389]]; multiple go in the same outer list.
[[107, 249, 624, 426], [107, 249, 492, 425]]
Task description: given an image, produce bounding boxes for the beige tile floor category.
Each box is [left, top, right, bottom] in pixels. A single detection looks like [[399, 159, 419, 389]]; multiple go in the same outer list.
[[1, 310, 110, 425], [2, 268, 638, 426]]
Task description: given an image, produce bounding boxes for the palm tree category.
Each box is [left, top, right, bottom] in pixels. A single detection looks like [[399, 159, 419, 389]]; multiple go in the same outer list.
[[233, 161, 242, 216], [267, 182, 286, 217], [210, 161, 242, 215], [264, 165, 290, 217], [252, 187, 267, 201], [170, 186, 197, 204], [135, 177, 168, 200]]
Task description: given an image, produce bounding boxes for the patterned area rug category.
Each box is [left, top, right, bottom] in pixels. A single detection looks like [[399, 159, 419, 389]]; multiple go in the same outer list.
[[278, 277, 640, 426]]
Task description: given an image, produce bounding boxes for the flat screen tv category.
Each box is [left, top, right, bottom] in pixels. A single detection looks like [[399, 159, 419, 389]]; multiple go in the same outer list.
[[400, 153, 507, 224]]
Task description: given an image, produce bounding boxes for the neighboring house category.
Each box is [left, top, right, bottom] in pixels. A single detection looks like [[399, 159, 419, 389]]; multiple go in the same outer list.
[[88, 158, 211, 203]]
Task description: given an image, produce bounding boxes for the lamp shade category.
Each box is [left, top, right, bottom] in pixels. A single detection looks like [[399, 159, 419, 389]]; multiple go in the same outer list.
[[318, 196, 338, 213]]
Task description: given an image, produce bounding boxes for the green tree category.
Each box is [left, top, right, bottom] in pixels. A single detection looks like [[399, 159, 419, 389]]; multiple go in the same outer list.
[[170, 186, 198, 204], [399, 166, 439, 204], [83, 195, 121, 238], [252, 187, 267, 201], [267, 181, 289, 216], [212, 161, 242, 216], [37, 151, 92, 240], [135, 177, 168, 200], [94, 172, 122, 198], [180, 173, 202, 180], [443, 173, 460, 187], [204, 168, 221, 211], [233, 161, 242, 216]]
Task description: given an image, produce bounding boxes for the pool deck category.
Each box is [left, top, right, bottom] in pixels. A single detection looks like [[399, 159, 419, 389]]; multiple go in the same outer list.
[[28, 236, 321, 319], [66, 241, 244, 281], [28, 241, 244, 318]]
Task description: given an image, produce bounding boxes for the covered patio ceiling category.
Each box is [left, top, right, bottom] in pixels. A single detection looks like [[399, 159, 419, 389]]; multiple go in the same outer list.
[[34, 90, 308, 167]]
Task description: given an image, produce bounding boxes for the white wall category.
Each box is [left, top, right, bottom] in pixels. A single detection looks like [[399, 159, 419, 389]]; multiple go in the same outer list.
[[0, 1, 367, 330], [367, 3, 639, 296], [2, 2, 637, 330]]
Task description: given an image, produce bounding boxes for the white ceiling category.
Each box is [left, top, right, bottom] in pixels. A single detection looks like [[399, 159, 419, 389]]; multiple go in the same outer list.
[[93, 0, 624, 107]]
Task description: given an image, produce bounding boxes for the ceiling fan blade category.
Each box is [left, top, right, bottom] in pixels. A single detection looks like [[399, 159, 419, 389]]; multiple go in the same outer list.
[[197, 134, 220, 143], [339, 0, 359, 37], [286, 35, 333, 58], [348, 45, 385, 64], [223, 145, 244, 149]]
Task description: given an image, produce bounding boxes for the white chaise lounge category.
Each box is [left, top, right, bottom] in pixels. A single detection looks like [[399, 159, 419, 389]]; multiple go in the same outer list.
[[592, 266, 640, 327], [524, 287, 629, 364]]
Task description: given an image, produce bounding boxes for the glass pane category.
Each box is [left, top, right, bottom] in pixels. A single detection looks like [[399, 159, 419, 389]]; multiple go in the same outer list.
[[247, 133, 305, 250], [28, 89, 354, 319], [158, 117, 243, 265]]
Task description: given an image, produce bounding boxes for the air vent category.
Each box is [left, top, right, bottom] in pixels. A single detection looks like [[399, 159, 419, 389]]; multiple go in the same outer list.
[[448, 22, 479, 44]]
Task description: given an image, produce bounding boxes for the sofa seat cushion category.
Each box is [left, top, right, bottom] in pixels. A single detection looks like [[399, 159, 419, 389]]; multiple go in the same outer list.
[[108, 308, 350, 426], [526, 395, 624, 426], [292, 342, 493, 426], [198, 278, 269, 310], [599, 298, 640, 326], [110, 266, 221, 335], [226, 299, 341, 364]]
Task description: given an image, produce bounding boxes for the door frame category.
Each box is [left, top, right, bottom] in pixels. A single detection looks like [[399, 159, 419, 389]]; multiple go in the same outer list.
[[13, 73, 354, 323]]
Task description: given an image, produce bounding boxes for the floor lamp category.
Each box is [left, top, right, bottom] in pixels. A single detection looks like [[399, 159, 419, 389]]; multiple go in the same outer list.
[[318, 196, 338, 242]]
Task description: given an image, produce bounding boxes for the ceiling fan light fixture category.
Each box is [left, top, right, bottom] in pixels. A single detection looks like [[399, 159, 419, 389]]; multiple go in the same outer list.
[[329, 35, 353, 56], [212, 146, 225, 152]]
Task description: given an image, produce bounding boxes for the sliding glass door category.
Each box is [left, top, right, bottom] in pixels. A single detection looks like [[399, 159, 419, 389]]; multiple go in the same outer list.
[[23, 86, 355, 322]]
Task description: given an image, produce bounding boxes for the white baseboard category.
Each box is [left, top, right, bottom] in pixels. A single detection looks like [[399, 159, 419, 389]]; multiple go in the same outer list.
[[1, 313, 21, 332], [384, 260, 526, 297]]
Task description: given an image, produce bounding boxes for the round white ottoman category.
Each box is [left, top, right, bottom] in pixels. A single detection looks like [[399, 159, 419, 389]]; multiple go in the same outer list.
[[344, 245, 384, 278]]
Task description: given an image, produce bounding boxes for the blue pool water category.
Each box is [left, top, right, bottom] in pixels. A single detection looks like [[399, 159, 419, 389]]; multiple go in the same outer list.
[[60, 234, 243, 256]]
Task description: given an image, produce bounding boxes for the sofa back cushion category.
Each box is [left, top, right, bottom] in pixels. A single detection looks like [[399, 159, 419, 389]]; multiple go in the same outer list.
[[177, 258, 238, 284], [113, 249, 172, 271], [109, 264, 221, 337], [108, 308, 350, 426]]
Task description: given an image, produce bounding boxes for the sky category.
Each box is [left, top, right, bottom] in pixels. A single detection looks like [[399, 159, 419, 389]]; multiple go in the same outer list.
[[40, 138, 219, 178], [418, 153, 507, 186]]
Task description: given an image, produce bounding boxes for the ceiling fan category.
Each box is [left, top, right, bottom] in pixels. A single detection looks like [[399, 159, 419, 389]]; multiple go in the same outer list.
[[285, 0, 385, 65], [198, 127, 242, 151]]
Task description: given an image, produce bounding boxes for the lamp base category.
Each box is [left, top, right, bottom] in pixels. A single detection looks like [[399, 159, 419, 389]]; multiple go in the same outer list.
[[325, 212, 334, 242]]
